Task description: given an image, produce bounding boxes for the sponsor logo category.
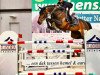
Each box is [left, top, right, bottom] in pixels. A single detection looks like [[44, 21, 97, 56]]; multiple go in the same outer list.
[[87, 35, 100, 49], [0, 37, 16, 52]]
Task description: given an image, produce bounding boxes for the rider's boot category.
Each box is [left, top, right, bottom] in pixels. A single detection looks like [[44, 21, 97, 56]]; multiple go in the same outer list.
[[67, 16, 74, 26]]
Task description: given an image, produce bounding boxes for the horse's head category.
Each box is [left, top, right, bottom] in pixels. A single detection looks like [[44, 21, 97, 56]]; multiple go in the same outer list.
[[37, 5, 55, 25], [37, 6, 48, 25]]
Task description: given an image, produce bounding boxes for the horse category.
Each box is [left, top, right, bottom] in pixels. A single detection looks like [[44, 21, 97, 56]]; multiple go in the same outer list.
[[37, 5, 92, 39]]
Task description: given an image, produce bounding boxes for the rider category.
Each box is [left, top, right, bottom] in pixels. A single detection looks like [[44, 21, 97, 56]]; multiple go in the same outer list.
[[57, 0, 73, 26]]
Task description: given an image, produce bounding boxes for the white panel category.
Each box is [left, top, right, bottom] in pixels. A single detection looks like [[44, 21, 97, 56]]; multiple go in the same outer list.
[[0, 53, 18, 75], [0, 31, 18, 75], [85, 29, 100, 75]]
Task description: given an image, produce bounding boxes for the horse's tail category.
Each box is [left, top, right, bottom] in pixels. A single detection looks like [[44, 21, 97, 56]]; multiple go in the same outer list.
[[79, 19, 92, 30], [85, 21, 92, 29]]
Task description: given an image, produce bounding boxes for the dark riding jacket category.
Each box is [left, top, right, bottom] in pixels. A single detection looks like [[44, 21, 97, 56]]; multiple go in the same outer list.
[[57, 1, 73, 24], [57, 1, 73, 10]]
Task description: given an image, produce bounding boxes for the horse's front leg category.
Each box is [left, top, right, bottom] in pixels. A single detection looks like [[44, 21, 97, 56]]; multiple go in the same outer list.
[[46, 18, 56, 30]]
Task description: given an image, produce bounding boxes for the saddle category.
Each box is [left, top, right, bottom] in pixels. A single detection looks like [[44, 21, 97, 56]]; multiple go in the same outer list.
[[71, 17, 79, 26]]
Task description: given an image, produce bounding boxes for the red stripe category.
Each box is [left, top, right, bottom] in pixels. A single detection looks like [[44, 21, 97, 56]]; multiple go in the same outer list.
[[56, 40, 63, 43], [68, 40, 73, 43], [75, 72, 83, 75], [18, 34, 22, 38], [37, 50, 44, 53], [7, 41, 13, 44], [17, 41, 25, 44], [74, 50, 81, 53], [27, 50, 32, 54], [37, 73, 45, 75], [28, 73, 33, 75]]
